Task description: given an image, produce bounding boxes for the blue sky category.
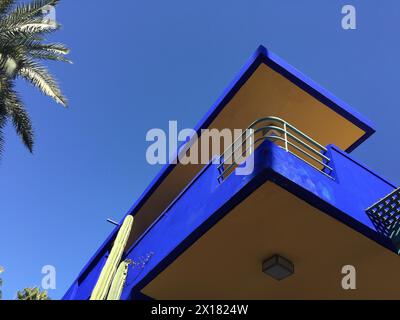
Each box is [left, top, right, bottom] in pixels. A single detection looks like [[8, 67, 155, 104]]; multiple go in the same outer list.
[[0, 0, 399, 299]]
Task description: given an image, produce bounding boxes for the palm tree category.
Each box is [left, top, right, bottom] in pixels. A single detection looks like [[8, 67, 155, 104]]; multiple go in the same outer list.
[[16, 287, 50, 300], [0, 0, 70, 156]]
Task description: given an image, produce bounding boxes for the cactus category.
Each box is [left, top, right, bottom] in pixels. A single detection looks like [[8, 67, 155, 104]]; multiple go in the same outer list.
[[90, 215, 134, 300], [106, 260, 130, 300], [107, 252, 155, 300]]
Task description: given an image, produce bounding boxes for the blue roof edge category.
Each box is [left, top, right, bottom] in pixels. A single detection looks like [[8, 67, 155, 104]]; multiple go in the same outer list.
[[257, 45, 375, 152]]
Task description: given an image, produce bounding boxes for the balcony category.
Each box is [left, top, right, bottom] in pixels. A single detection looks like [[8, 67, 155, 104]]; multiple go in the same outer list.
[[115, 123, 398, 299], [64, 116, 399, 300]]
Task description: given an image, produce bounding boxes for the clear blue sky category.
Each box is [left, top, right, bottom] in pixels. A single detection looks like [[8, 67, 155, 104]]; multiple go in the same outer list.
[[0, 0, 399, 299]]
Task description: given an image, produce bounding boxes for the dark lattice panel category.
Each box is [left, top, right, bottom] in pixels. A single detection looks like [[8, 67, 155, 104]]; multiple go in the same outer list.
[[366, 188, 400, 238]]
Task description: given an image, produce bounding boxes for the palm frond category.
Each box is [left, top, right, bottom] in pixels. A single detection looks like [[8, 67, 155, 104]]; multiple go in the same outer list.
[[26, 42, 69, 55], [0, 102, 7, 156], [0, 29, 42, 52], [12, 20, 60, 34], [7, 0, 58, 23], [19, 59, 67, 106], [0, 21, 58, 41], [29, 50, 71, 63], [1, 79, 34, 152], [0, 0, 69, 157], [0, 0, 59, 35], [0, 0, 15, 16]]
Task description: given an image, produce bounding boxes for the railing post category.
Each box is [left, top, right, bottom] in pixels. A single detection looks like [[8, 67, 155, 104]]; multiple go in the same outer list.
[[283, 122, 289, 152], [248, 128, 254, 157]]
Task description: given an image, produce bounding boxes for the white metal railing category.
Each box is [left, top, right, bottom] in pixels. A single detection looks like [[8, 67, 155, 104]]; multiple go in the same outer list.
[[217, 116, 334, 181]]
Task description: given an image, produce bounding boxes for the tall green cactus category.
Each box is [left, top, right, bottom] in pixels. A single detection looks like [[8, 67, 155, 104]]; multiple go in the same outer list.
[[106, 260, 130, 300], [90, 215, 134, 300]]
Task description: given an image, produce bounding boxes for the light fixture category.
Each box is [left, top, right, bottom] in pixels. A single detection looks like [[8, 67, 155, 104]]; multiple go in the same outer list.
[[262, 254, 294, 281]]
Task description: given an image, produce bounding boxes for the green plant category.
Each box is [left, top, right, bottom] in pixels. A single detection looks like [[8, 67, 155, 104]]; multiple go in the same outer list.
[[0, 0, 70, 156], [90, 215, 134, 300], [0, 266, 4, 300], [16, 287, 50, 300]]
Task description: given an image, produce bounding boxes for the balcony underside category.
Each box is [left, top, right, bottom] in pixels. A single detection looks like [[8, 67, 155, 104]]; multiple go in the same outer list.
[[142, 181, 400, 300]]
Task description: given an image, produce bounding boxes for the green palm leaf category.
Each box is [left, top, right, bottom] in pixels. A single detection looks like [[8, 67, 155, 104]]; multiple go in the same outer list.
[[1, 78, 34, 151], [19, 59, 67, 106], [0, 0, 69, 156], [3, 0, 58, 27], [0, 0, 15, 15], [27, 42, 69, 55], [29, 50, 71, 63]]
